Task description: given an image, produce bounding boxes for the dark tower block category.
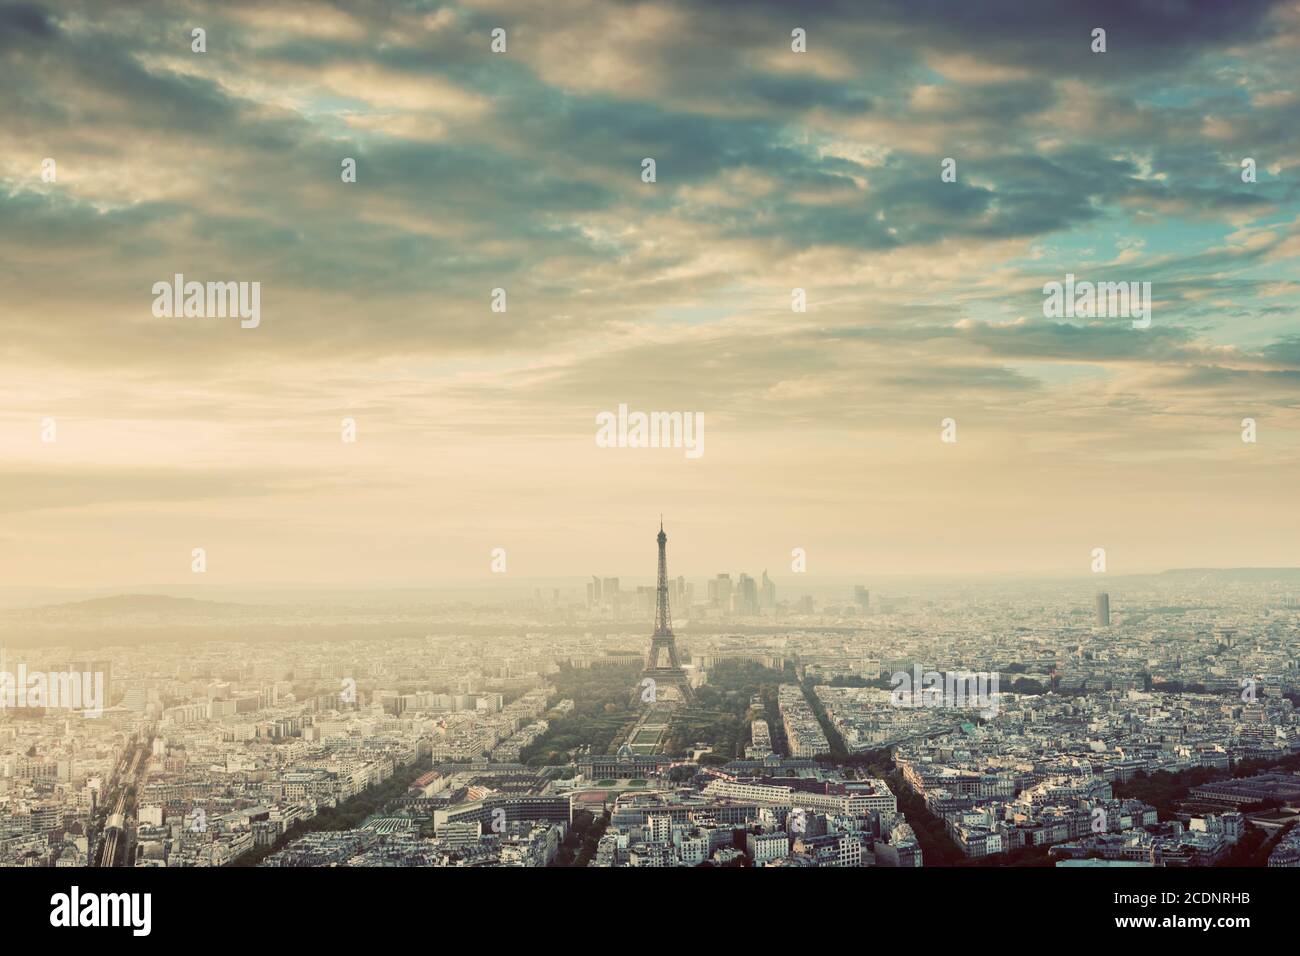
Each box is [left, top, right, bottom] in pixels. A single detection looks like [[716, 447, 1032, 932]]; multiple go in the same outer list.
[[638, 520, 693, 704]]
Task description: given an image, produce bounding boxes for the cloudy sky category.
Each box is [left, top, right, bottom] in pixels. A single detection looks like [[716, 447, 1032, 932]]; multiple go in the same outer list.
[[1, 0, 1298, 589]]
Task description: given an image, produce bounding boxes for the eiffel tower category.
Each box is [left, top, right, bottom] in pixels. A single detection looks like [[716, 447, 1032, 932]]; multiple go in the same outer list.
[[639, 519, 693, 704]]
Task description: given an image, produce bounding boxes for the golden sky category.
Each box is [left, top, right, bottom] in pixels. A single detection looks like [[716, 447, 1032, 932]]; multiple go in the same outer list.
[[2, 0, 1299, 587]]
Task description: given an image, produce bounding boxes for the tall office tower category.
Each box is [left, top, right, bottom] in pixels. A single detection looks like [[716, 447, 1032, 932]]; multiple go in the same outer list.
[[854, 586, 870, 611], [675, 581, 695, 615], [709, 573, 733, 611], [591, 576, 602, 605], [1095, 592, 1111, 627], [602, 578, 620, 605], [760, 570, 776, 611], [735, 573, 759, 615], [637, 585, 656, 617], [637, 520, 693, 704]]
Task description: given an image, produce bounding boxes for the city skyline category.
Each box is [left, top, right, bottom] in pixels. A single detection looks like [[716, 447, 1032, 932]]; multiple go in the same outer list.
[[2, 506, 1297, 883], [1, 0, 1298, 916], [4, 561, 1298, 609], [3, 563, 1300, 611]]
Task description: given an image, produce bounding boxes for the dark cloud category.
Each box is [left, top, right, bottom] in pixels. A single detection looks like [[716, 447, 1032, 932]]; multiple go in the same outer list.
[[0, 2, 55, 46], [0, 0, 1297, 383], [703, 0, 1284, 76]]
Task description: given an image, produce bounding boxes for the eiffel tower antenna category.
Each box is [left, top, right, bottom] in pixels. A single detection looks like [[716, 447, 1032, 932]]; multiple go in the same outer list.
[[655, 519, 672, 636]]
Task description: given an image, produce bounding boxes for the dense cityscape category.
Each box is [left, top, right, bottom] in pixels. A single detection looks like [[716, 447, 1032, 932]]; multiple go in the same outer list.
[[3, 527, 1298, 871], [6, 0, 1298, 938]]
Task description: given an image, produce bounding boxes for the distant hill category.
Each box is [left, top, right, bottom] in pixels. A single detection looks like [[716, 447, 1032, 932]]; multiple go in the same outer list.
[[1156, 568, 1300, 583], [0, 593, 260, 624], [48, 594, 250, 613]]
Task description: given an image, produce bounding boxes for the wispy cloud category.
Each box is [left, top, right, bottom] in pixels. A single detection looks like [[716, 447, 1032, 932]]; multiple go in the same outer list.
[[2, 0, 1298, 583]]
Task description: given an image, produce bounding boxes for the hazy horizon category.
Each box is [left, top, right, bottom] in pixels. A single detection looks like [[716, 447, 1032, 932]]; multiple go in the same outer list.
[[2, 562, 1298, 612]]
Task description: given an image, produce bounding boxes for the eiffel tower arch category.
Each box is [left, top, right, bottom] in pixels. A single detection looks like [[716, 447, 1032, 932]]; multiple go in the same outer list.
[[637, 520, 693, 705]]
